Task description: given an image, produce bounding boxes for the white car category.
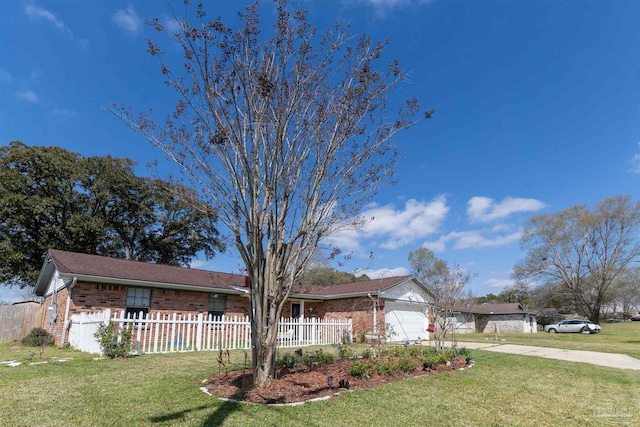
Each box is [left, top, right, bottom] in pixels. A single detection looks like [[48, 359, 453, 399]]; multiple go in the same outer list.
[[544, 319, 601, 334]]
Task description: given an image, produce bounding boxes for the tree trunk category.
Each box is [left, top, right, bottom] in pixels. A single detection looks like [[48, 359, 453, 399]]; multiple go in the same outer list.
[[248, 262, 288, 389]]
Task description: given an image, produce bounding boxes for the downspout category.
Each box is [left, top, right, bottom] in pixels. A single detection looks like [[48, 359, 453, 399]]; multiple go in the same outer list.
[[61, 277, 77, 346]]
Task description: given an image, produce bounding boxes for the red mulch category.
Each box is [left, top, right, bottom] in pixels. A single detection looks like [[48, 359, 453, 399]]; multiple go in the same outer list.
[[204, 357, 472, 405]]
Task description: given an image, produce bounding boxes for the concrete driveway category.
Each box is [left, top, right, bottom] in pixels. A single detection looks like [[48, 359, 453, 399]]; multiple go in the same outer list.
[[452, 342, 640, 370]]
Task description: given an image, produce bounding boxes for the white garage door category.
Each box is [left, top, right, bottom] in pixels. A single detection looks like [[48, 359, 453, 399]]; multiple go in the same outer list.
[[385, 302, 427, 342]]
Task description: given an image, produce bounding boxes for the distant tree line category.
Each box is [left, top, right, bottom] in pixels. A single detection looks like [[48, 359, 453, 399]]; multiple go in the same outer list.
[[0, 141, 225, 286]]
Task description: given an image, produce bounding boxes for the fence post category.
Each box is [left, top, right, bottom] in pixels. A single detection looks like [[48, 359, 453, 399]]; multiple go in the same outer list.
[[196, 312, 203, 351], [104, 308, 112, 326], [310, 317, 316, 346], [348, 318, 353, 343]]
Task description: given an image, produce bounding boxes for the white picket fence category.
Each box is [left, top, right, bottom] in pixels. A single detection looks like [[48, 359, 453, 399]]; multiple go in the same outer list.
[[68, 309, 352, 355]]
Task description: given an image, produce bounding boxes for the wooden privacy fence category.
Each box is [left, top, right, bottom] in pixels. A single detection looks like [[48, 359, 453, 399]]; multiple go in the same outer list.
[[68, 309, 352, 355], [0, 303, 44, 343]]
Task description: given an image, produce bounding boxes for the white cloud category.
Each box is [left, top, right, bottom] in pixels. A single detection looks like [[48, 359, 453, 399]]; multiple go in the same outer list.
[[483, 278, 514, 289], [162, 15, 183, 33], [354, 267, 410, 279], [351, 0, 432, 17], [323, 228, 363, 253], [467, 196, 545, 223], [113, 5, 141, 34], [424, 230, 521, 252], [629, 143, 640, 173], [325, 196, 448, 253], [361, 196, 449, 249], [24, 4, 69, 33], [16, 89, 39, 103]]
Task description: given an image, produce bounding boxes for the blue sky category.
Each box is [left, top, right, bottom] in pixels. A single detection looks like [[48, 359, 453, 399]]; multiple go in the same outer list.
[[2, 0, 640, 303]]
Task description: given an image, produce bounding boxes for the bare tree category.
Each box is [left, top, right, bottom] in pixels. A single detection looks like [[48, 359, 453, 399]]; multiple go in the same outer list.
[[610, 267, 640, 319], [113, 1, 421, 387], [514, 196, 640, 323], [408, 248, 475, 352]]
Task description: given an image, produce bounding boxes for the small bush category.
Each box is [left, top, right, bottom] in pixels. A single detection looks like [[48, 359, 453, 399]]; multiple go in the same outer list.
[[406, 346, 422, 357], [360, 348, 372, 359], [334, 343, 354, 359], [94, 322, 133, 358], [349, 360, 372, 377], [358, 330, 367, 343], [457, 347, 471, 358], [375, 359, 395, 375], [311, 349, 334, 364], [277, 352, 296, 369], [421, 352, 450, 366], [396, 357, 416, 373], [21, 328, 54, 347], [391, 346, 406, 357]]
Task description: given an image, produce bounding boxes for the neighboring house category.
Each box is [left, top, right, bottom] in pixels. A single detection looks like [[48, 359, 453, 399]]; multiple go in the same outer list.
[[35, 249, 436, 346], [448, 302, 537, 334]]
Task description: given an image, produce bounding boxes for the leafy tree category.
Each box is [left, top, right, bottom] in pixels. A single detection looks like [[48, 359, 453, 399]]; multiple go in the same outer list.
[[514, 196, 640, 323], [300, 267, 369, 286], [475, 286, 530, 306], [0, 141, 224, 285], [113, 1, 421, 387], [408, 248, 475, 351]]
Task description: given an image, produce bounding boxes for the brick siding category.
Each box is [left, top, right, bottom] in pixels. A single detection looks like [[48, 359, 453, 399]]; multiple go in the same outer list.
[[42, 281, 249, 345]]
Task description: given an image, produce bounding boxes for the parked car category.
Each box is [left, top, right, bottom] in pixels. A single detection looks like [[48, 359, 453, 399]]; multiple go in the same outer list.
[[631, 315, 640, 322], [544, 319, 601, 334]]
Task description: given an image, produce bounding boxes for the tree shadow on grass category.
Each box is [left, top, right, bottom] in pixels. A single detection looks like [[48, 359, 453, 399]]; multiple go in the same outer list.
[[148, 404, 211, 424], [199, 400, 243, 427], [148, 401, 241, 426]]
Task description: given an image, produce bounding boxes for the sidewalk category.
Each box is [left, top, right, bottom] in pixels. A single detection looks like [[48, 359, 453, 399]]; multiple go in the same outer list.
[[449, 341, 640, 370]]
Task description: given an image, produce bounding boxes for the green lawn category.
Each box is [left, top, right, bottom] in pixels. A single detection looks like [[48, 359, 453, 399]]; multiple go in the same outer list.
[[1, 324, 639, 426], [453, 320, 640, 359]]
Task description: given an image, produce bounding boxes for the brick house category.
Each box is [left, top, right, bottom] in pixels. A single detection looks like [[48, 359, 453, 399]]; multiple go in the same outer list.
[[35, 249, 436, 346], [449, 302, 538, 334]]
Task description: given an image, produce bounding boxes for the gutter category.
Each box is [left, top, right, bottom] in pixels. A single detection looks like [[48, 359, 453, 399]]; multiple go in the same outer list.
[[61, 276, 77, 346], [56, 273, 245, 296]]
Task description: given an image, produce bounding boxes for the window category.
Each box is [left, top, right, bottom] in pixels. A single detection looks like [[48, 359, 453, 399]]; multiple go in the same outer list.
[[208, 294, 227, 318], [125, 287, 151, 319]]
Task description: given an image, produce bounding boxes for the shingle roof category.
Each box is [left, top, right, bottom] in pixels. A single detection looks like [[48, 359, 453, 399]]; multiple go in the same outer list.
[[297, 275, 413, 297], [44, 249, 245, 291], [36, 250, 423, 300], [454, 302, 529, 314]]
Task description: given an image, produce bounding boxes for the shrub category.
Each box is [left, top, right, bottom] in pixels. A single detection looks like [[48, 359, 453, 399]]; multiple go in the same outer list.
[[396, 357, 416, 373], [349, 360, 372, 377], [358, 330, 367, 343], [406, 346, 422, 357], [94, 322, 133, 358], [421, 352, 449, 366], [457, 347, 471, 358], [334, 343, 354, 359], [277, 352, 296, 369], [391, 346, 406, 357], [21, 328, 54, 347], [374, 359, 395, 375], [311, 349, 334, 364], [360, 348, 372, 359]]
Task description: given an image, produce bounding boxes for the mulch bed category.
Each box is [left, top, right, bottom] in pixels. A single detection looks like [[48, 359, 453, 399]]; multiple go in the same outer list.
[[203, 357, 472, 405]]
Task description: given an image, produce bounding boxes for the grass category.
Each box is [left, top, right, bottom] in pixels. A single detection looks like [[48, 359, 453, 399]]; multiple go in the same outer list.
[[1, 324, 639, 426], [453, 321, 640, 358]]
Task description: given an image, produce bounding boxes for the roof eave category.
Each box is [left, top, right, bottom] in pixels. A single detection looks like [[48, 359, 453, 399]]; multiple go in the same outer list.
[[56, 272, 246, 296], [34, 253, 56, 296]]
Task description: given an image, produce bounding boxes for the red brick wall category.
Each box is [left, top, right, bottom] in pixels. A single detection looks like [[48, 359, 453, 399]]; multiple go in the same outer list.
[[41, 287, 69, 345], [42, 281, 250, 345], [311, 297, 385, 342]]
